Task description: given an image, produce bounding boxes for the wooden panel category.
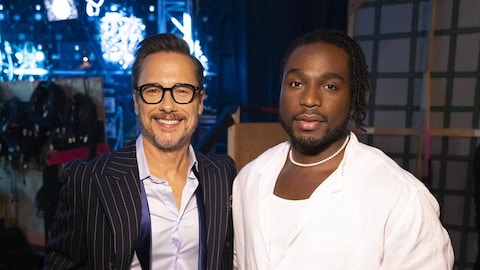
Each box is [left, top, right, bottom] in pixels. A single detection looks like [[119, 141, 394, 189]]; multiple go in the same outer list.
[[228, 122, 288, 170]]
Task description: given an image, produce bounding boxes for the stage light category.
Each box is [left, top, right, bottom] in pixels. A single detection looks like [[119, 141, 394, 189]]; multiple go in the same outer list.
[[34, 13, 43, 21], [147, 14, 155, 22], [10, 42, 49, 81], [44, 0, 78, 21], [110, 4, 119, 12], [147, 4, 155, 21], [86, 0, 104, 17], [99, 11, 145, 70], [33, 4, 43, 21], [35, 51, 46, 62], [169, 13, 209, 72]]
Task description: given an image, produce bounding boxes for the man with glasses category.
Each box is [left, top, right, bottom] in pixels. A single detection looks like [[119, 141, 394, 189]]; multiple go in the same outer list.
[[43, 33, 237, 270]]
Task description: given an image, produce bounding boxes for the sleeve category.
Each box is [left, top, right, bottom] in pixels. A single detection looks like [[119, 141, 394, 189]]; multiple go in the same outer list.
[[218, 154, 237, 270], [42, 159, 89, 269], [382, 187, 455, 269]]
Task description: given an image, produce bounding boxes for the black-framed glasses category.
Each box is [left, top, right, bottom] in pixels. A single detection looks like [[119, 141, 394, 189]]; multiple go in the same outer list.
[[135, 83, 202, 104]]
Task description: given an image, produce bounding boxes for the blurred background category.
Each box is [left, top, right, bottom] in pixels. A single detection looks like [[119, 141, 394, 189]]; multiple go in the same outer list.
[[0, 0, 479, 269]]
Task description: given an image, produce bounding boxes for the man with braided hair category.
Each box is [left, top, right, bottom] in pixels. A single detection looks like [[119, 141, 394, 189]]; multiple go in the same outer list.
[[232, 30, 454, 269]]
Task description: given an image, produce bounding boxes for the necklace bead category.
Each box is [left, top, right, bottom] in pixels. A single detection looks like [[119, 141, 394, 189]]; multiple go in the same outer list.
[[289, 134, 350, 167]]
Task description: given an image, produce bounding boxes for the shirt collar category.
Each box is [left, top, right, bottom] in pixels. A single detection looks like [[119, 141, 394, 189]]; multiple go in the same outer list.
[[135, 135, 198, 181]]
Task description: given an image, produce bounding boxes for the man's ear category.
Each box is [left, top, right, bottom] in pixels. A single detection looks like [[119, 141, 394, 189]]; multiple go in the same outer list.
[[133, 91, 140, 115], [198, 90, 205, 115]]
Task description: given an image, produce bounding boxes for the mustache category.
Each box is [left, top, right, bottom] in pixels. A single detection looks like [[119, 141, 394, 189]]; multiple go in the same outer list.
[[152, 112, 183, 120], [292, 110, 327, 122]]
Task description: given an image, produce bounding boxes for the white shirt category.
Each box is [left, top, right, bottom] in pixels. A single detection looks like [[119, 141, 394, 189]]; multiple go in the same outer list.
[[269, 195, 306, 263], [233, 131, 454, 270], [131, 136, 200, 270]]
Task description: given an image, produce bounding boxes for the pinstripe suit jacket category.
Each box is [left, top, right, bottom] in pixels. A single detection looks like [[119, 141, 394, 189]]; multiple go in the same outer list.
[[43, 142, 237, 270]]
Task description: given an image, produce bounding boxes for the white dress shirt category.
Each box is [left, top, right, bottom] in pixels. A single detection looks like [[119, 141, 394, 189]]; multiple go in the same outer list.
[[131, 136, 200, 270], [233, 131, 454, 270]]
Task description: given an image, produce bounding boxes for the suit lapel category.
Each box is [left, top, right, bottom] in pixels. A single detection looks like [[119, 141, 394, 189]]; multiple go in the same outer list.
[[88, 146, 232, 269], [192, 168, 207, 270], [196, 153, 231, 270], [93, 143, 143, 265]]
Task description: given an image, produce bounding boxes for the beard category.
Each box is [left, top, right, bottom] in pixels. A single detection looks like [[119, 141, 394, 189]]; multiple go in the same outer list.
[[139, 119, 196, 152], [280, 112, 349, 155]]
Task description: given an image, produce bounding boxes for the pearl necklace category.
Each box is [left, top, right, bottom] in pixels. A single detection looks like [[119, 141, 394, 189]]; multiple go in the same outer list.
[[289, 135, 350, 167]]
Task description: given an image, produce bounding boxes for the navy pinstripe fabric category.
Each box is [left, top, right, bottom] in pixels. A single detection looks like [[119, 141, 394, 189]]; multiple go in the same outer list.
[[42, 142, 237, 270]]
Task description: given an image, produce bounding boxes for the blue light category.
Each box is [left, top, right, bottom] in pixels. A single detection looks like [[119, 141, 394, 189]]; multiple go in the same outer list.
[[50, 0, 72, 20], [99, 11, 145, 70], [170, 13, 210, 73], [45, 0, 78, 21], [34, 13, 43, 21]]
